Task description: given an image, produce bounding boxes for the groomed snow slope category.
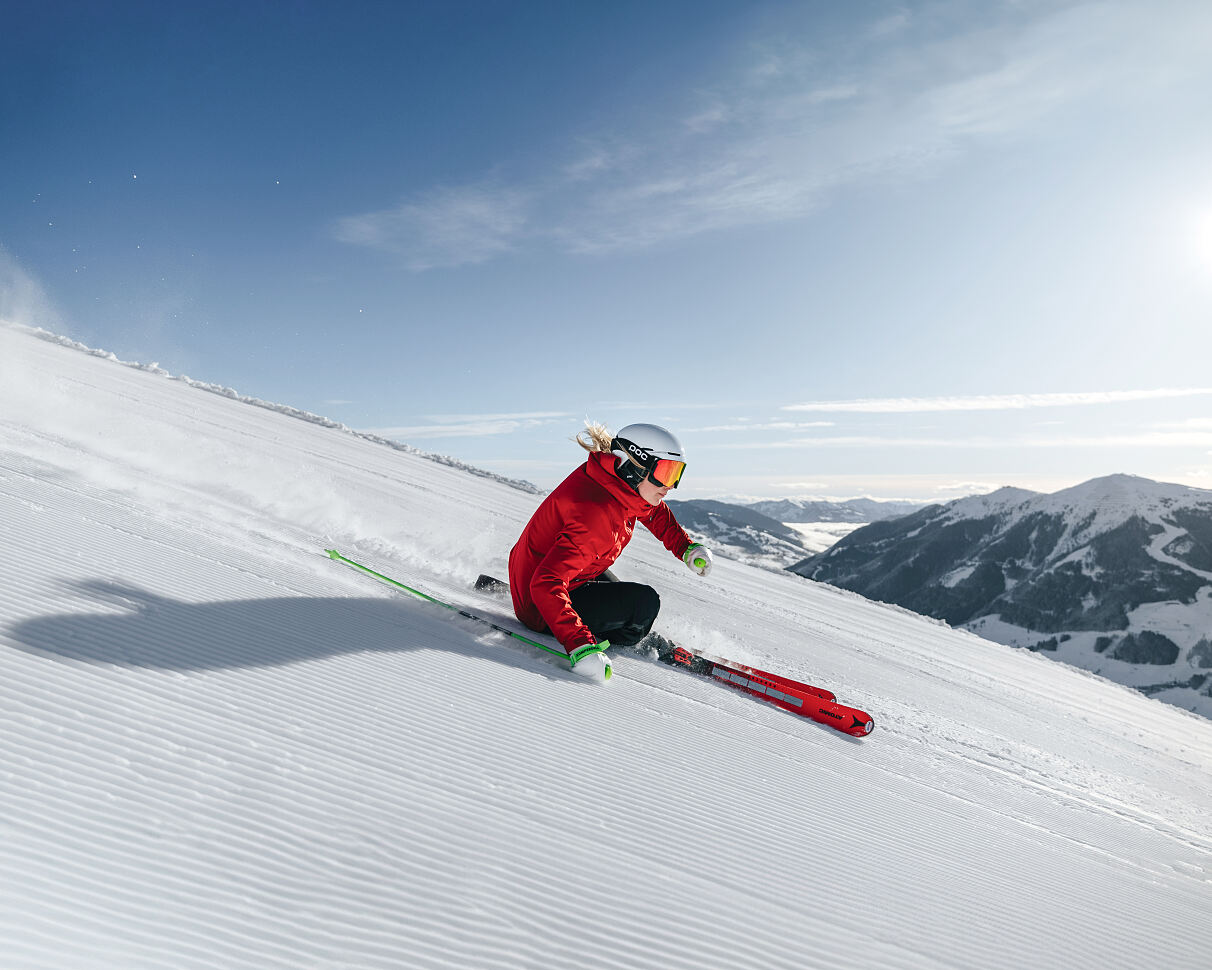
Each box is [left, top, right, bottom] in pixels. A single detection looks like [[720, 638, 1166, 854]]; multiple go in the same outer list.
[[1, 324, 1210, 970]]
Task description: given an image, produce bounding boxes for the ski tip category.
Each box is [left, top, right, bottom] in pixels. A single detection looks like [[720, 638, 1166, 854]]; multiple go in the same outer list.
[[324, 548, 342, 560], [474, 574, 510, 595]]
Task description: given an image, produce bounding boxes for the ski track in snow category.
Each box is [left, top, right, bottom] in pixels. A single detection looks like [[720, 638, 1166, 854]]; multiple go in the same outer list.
[[1, 324, 1211, 969]]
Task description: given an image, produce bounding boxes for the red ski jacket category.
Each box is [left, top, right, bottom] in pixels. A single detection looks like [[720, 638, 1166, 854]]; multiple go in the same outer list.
[[509, 450, 692, 652]]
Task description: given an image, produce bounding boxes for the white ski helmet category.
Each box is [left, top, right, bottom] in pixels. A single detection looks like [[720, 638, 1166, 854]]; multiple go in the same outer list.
[[611, 423, 687, 491]]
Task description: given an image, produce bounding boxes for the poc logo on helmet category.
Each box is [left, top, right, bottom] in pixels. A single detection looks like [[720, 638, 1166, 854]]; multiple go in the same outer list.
[[625, 441, 650, 464]]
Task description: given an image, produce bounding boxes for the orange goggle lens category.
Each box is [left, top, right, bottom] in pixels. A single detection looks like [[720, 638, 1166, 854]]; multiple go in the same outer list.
[[649, 458, 686, 488]]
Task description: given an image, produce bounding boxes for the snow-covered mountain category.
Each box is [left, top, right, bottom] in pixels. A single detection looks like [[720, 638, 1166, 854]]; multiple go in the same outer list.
[[748, 496, 927, 523], [792, 476, 1212, 718], [665, 498, 811, 567], [666, 497, 926, 569], [2, 323, 1210, 970]]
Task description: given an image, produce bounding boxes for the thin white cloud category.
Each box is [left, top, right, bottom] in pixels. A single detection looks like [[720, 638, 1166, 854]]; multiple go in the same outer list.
[[334, 1, 1212, 268], [334, 183, 530, 271], [720, 431, 1212, 449], [371, 422, 530, 440], [424, 410, 572, 423], [1155, 417, 1212, 431], [692, 420, 835, 431], [369, 412, 571, 440], [934, 481, 1004, 496], [595, 400, 723, 412], [782, 389, 1212, 413], [870, 10, 911, 38], [1177, 466, 1212, 490]]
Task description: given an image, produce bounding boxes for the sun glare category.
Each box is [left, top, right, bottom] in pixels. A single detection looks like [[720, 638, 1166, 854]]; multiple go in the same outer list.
[[1195, 208, 1212, 273]]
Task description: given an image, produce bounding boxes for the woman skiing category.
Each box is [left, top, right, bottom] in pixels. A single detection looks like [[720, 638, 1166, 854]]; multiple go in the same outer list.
[[508, 422, 714, 679]]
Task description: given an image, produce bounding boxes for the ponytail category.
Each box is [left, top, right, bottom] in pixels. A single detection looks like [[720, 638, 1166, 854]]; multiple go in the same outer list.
[[575, 420, 615, 454]]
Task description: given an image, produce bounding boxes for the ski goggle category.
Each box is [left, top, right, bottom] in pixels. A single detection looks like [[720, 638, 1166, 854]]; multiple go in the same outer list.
[[648, 458, 686, 489]]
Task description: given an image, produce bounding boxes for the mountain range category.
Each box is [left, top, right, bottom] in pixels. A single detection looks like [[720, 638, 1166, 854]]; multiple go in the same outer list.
[[747, 497, 927, 523], [664, 499, 811, 564], [791, 474, 1212, 718], [667, 496, 926, 566]]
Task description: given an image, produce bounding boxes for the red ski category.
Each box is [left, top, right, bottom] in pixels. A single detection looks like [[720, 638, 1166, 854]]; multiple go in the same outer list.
[[662, 645, 875, 738], [474, 574, 874, 738]]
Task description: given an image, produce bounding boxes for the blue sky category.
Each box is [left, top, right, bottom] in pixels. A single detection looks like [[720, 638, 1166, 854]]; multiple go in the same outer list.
[[3, 0, 1212, 502]]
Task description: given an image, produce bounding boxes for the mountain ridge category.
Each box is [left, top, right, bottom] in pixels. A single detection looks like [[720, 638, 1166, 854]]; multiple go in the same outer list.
[[792, 473, 1212, 717], [667, 495, 932, 566]]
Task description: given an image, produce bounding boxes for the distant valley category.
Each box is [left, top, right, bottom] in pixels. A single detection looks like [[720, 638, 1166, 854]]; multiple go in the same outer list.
[[667, 495, 926, 564]]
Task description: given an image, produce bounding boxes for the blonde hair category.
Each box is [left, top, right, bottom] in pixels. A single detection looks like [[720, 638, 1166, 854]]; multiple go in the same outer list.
[[575, 420, 615, 454]]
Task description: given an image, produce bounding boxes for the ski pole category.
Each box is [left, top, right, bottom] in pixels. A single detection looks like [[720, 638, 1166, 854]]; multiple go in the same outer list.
[[323, 549, 609, 673]]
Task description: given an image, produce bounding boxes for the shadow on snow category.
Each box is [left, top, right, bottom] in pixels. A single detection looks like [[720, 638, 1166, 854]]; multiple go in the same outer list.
[[8, 578, 567, 680]]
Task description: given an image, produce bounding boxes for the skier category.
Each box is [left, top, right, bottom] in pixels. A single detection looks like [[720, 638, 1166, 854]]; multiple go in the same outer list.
[[508, 422, 714, 679]]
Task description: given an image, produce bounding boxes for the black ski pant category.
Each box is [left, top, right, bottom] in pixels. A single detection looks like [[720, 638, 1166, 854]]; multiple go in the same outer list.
[[568, 574, 660, 647]]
